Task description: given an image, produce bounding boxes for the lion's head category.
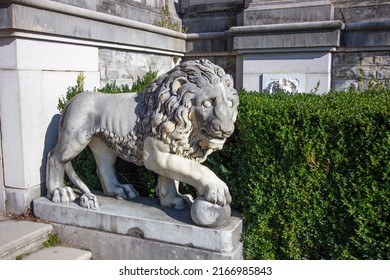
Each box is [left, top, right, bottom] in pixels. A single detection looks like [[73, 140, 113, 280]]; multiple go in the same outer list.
[[140, 59, 238, 163]]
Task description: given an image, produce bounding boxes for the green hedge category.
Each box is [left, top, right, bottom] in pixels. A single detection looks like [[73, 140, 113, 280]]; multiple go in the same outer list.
[[208, 84, 390, 259], [60, 74, 389, 259]]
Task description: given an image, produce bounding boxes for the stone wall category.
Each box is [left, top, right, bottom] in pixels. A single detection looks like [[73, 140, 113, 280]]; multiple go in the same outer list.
[[332, 51, 390, 90], [99, 49, 176, 87], [330, 0, 390, 90]]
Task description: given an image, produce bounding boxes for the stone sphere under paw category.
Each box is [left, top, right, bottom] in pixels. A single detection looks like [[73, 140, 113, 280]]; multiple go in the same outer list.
[[190, 196, 231, 227]]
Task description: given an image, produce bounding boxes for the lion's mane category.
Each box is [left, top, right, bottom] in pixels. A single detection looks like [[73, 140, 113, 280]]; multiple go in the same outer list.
[[139, 59, 233, 163]]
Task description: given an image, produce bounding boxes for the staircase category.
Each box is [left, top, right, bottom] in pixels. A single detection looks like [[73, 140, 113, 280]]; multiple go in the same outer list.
[[0, 219, 92, 260]]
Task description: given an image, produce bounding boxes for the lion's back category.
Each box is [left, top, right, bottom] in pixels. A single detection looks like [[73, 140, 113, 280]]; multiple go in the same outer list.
[[62, 91, 145, 165]]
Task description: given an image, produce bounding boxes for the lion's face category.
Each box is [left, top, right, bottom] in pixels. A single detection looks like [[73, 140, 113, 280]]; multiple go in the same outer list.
[[141, 59, 238, 163], [191, 81, 238, 151]]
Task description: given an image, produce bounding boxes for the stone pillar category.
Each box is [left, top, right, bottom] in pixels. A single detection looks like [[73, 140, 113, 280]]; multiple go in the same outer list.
[[0, 126, 5, 216], [234, 0, 343, 93], [0, 37, 100, 214]]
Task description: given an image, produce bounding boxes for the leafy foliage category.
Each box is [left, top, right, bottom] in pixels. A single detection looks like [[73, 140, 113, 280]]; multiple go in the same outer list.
[[128, 69, 158, 93], [57, 73, 85, 112], [207, 84, 390, 259], [97, 69, 158, 94], [41, 233, 61, 248]]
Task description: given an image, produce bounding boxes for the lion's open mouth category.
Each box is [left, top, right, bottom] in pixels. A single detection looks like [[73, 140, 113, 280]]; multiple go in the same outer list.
[[199, 130, 226, 149]]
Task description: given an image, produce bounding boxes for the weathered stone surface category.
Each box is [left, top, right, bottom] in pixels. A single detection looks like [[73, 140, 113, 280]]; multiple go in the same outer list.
[[33, 195, 243, 254], [99, 49, 173, 87], [49, 0, 180, 27], [244, 0, 334, 25], [332, 50, 390, 88], [343, 29, 390, 49], [5, 186, 42, 215], [23, 246, 92, 260], [53, 222, 243, 260], [186, 37, 231, 53], [0, 220, 53, 260], [374, 55, 390, 65], [233, 29, 340, 50], [332, 79, 359, 91], [332, 52, 363, 65], [332, 0, 390, 23], [376, 66, 390, 80], [332, 66, 375, 80], [1, 3, 185, 53]]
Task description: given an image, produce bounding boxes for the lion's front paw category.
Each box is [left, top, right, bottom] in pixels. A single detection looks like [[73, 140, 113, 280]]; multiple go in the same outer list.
[[51, 187, 76, 204], [80, 193, 99, 210], [204, 180, 232, 206]]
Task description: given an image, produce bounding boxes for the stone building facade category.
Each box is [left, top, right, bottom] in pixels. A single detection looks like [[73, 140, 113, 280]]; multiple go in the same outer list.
[[0, 0, 389, 214]]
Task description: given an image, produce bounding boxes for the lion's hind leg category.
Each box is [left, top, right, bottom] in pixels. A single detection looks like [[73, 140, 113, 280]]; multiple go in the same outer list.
[[88, 137, 139, 200], [46, 127, 98, 207], [46, 150, 77, 204]]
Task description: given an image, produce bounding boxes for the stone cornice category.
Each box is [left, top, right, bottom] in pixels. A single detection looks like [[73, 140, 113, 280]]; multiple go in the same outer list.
[[0, 0, 187, 39], [229, 20, 345, 34]]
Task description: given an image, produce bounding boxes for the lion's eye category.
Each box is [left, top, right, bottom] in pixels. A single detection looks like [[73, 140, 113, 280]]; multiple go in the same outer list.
[[227, 99, 234, 108], [202, 100, 213, 108]]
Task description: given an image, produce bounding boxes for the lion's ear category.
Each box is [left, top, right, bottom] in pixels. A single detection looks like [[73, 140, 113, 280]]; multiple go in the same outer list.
[[172, 77, 188, 93]]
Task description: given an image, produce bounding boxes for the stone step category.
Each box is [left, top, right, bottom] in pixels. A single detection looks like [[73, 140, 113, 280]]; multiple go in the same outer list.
[[23, 246, 92, 260], [0, 219, 53, 260], [0, 219, 93, 260]]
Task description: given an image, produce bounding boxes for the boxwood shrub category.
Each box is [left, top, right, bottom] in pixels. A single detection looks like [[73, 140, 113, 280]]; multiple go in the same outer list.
[[208, 83, 390, 259], [60, 74, 389, 259]]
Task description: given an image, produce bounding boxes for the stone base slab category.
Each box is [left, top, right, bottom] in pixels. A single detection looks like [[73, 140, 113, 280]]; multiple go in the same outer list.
[[33, 195, 242, 259], [52, 222, 242, 260]]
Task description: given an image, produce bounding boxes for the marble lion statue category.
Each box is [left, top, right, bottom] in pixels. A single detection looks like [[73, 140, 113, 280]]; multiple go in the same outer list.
[[46, 59, 238, 226]]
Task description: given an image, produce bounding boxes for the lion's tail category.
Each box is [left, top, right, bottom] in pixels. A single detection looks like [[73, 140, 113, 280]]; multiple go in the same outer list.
[[64, 161, 91, 194]]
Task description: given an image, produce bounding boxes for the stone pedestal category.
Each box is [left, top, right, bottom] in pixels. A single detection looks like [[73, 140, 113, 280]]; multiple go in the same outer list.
[[33, 195, 242, 260]]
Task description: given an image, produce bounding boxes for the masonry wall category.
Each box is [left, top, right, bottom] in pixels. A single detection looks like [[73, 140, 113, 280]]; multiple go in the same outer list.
[[99, 49, 177, 87], [331, 0, 390, 90], [332, 51, 390, 90]]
